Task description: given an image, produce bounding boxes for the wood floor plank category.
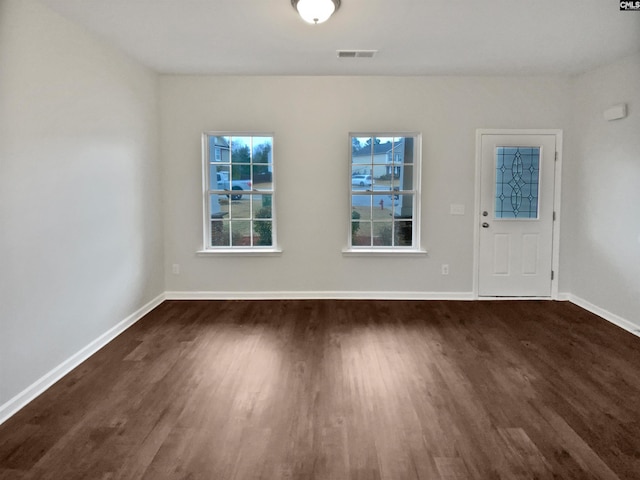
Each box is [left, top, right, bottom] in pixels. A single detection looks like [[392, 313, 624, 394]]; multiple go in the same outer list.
[[1, 300, 639, 479]]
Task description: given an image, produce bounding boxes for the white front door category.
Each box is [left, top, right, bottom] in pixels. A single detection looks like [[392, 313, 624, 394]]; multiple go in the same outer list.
[[478, 132, 557, 297]]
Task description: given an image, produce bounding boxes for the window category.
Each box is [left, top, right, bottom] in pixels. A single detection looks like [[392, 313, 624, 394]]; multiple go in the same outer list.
[[349, 133, 421, 250], [202, 133, 275, 250]]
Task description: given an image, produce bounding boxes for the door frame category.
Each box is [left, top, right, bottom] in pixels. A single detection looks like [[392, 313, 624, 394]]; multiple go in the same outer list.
[[473, 129, 563, 299]]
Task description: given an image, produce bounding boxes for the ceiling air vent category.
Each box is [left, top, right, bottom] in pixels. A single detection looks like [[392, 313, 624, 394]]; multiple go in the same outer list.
[[337, 50, 377, 58]]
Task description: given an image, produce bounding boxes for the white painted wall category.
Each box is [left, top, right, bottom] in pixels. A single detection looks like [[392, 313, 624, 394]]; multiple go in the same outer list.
[[564, 53, 640, 328], [160, 75, 571, 295], [0, 0, 164, 408]]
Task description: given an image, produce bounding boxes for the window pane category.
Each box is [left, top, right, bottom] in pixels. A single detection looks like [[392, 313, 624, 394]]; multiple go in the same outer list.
[[388, 137, 410, 165], [209, 164, 218, 190], [373, 143, 389, 165], [352, 221, 371, 246], [252, 165, 272, 190], [495, 146, 540, 219], [253, 220, 272, 246], [373, 222, 393, 246], [210, 194, 228, 219], [391, 165, 414, 191], [352, 196, 372, 221], [401, 136, 415, 165], [212, 165, 231, 190], [254, 194, 272, 219], [373, 193, 393, 217], [231, 137, 251, 163], [395, 221, 413, 246], [230, 194, 250, 219], [367, 137, 386, 168], [393, 194, 414, 218], [211, 220, 229, 246], [353, 137, 372, 157], [232, 164, 250, 182], [219, 196, 230, 216], [252, 138, 272, 164], [209, 136, 230, 163], [230, 220, 251, 246]]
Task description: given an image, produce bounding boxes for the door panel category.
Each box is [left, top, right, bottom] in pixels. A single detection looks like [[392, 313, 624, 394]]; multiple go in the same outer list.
[[478, 134, 556, 297], [522, 234, 539, 275], [493, 234, 510, 275]]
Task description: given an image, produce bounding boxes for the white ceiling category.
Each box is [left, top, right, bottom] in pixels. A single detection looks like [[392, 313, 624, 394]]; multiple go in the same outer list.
[[39, 0, 640, 76]]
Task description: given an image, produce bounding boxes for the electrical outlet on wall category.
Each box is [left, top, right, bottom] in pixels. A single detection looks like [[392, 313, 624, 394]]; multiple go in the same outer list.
[[172, 264, 180, 275], [441, 264, 449, 275]]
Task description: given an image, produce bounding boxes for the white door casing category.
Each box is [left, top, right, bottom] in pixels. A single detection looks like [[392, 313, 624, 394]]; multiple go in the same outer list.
[[476, 131, 561, 297]]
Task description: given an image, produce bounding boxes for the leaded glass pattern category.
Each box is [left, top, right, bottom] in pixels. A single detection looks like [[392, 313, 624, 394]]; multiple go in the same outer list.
[[495, 147, 540, 219]]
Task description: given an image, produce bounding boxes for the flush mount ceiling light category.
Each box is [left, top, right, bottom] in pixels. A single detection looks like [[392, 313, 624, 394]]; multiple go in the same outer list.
[[291, 0, 341, 24]]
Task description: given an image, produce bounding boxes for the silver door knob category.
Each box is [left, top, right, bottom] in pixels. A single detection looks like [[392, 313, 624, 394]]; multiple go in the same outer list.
[[482, 222, 490, 228]]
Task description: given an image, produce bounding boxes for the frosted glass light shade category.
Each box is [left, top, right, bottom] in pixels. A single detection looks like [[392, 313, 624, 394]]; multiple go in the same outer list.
[[293, 0, 340, 24]]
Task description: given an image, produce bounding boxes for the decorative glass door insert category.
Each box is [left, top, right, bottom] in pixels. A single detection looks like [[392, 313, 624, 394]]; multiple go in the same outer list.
[[495, 146, 540, 219]]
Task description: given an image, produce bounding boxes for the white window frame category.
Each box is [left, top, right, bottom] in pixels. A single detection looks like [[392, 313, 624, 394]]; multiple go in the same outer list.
[[344, 132, 425, 255], [198, 132, 280, 255]]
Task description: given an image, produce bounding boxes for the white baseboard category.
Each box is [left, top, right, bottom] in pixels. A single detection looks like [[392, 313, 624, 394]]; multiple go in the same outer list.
[[164, 291, 476, 301], [0, 292, 166, 426], [562, 293, 640, 338]]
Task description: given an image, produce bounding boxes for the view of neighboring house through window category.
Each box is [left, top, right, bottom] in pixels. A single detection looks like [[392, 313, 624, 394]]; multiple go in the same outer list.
[[350, 133, 421, 249], [203, 133, 274, 249]]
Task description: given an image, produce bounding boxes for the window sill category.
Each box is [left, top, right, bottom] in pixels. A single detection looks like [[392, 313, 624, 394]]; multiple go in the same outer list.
[[342, 248, 428, 257], [197, 248, 283, 257]]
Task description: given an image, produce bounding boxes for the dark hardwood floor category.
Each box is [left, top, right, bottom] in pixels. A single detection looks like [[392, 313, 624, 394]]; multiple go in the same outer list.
[[1, 300, 639, 480]]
